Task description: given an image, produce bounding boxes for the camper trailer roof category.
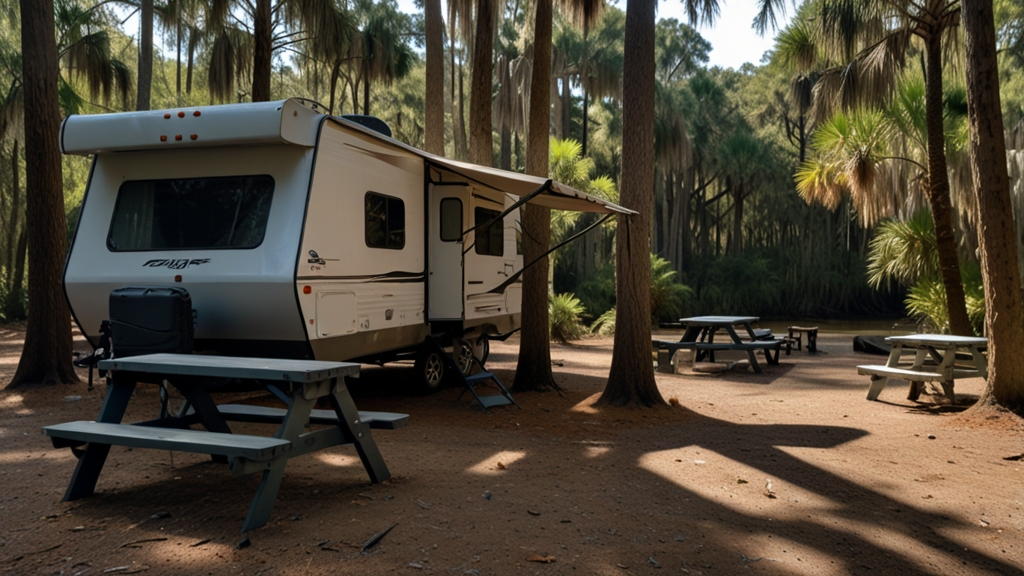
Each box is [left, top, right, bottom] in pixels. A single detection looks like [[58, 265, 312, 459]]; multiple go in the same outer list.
[[61, 98, 633, 215], [60, 99, 321, 155]]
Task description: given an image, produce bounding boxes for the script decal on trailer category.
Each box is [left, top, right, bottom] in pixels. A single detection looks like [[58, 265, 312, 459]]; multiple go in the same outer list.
[[142, 259, 211, 270]]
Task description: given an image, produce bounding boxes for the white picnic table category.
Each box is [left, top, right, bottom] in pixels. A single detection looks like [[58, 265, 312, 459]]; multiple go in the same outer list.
[[858, 334, 988, 402]]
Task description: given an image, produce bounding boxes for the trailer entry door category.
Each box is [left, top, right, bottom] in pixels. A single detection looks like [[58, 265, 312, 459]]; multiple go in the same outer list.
[[428, 186, 466, 320]]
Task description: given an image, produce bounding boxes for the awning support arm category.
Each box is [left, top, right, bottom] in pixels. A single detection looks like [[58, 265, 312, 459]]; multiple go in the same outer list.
[[461, 178, 553, 256], [483, 213, 616, 295]]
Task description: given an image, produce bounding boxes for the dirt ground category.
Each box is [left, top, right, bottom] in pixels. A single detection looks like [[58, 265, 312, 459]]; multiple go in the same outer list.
[[1, 323, 1023, 576]]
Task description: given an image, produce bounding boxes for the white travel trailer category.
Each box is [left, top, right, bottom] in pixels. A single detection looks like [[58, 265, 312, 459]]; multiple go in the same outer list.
[[62, 99, 630, 389]]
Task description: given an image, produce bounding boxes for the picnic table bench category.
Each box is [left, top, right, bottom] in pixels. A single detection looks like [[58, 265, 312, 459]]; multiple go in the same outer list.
[[858, 335, 987, 402], [43, 354, 407, 532], [655, 316, 789, 374]]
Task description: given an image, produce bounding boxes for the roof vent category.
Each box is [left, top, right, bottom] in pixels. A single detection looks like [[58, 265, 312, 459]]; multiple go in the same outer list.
[[341, 114, 392, 138]]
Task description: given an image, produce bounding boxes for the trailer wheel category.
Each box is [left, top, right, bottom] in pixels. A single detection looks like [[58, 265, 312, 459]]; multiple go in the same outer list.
[[414, 348, 446, 392], [454, 339, 478, 375]]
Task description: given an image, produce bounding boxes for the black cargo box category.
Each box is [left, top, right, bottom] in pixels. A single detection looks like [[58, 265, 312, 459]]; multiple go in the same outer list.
[[109, 286, 194, 357]]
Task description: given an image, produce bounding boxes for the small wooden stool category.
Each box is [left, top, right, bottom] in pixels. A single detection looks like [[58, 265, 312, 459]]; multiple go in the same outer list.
[[787, 326, 818, 353]]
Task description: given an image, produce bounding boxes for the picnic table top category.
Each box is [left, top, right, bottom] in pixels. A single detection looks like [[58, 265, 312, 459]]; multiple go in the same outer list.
[[679, 316, 759, 326], [885, 335, 988, 347], [98, 353, 360, 383]]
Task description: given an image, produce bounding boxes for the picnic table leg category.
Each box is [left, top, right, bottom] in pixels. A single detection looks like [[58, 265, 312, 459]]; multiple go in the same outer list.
[[179, 383, 234, 463], [241, 390, 317, 532], [907, 348, 929, 401], [867, 344, 902, 400], [936, 345, 957, 403], [63, 375, 136, 501], [328, 378, 391, 483]]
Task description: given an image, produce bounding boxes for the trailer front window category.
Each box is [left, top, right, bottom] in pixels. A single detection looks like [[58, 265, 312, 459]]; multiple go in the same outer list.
[[107, 175, 274, 251]]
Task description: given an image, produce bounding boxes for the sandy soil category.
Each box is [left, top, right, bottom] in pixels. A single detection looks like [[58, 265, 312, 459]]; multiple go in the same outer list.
[[1, 323, 1023, 575]]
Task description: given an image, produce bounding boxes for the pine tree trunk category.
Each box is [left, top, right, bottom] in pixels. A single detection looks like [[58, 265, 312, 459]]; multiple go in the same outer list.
[[500, 124, 511, 170], [512, 0, 558, 393], [469, 0, 494, 166], [424, 0, 445, 156], [456, 58, 468, 160], [732, 183, 743, 254], [252, 0, 273, 102], [186, 27, 196, 95], [10, 0, 78, 386], [6, 140, 20, 290], [7, 228, 26, 318], [175, 5, 181, 101], [136, 0, 153, 110], [363, 76, 370, 115], [599, 0, 663, 407], [561, 76, 571, 139], [962, 0, 1024, 411], [582, 89, 589, 156], [924, 36, 972, 336]]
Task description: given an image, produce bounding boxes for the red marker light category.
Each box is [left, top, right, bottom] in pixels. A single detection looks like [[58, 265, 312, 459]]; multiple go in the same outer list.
[[193, 111, 201, 117], [160, 135, 167, 142], [190, 134, 198, 140], [303, 286, 312, 294], [163, 113, 171, 119], [174, 275, 182, 282], [174, 134, 182, 141], [177, 111, 185, 118]]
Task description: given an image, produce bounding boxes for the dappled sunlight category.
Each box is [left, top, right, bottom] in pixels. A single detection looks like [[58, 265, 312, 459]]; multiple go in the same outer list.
[[314, 452, 361, 467], [582, 445, 611, 458], [568, 392, 603, 414], [465, 450, 526, 475], [0, 449, 74, 465], [1, 393, 24, 407]]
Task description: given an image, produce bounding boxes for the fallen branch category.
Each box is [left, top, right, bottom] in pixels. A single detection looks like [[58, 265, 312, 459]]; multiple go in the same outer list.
[[119, 538, 168, 549], [360, 522, 398, 554]]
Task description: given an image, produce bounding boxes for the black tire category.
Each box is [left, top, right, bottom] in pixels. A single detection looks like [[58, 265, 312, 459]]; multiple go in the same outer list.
[[454, 338, 477, 375], [414, 348, 446, 393], [476, 335, 490, 365]]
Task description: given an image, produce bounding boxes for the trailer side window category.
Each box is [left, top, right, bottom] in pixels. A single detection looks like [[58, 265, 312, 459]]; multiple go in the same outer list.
[[439, 198, 462, 242], [365, 192, 405, 249], [474, 207, 504, 257], [107, 175, 274, 251]]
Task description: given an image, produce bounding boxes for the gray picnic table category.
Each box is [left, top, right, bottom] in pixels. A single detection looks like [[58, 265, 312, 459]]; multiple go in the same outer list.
[[654, 316, 786, 373], [43, 354, 407, 532], [858, 334, 988, 402]]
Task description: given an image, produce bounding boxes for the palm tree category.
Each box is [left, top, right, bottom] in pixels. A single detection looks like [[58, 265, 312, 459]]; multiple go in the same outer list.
[[961, 0, 1024, 411], [468, 0, 498, 166], [351, 3, 414, 115], [512, 0, 602, 393], [136, 0, 153, 110], [423, 0, 445, 155], [801, 0, 972, 336], [10, 0, 78, 386]]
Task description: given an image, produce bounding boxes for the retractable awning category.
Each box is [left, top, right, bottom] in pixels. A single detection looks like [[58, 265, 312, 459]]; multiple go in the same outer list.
[[422, 155, 636, 215], [327, 114, 635, 216]]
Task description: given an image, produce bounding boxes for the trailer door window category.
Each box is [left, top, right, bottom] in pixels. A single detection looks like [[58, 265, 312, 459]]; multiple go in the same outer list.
[[107, 175, 274, 251], [365, 192, 405, 249], [439, 198, 462, 242], [474, 207, 504, 257]]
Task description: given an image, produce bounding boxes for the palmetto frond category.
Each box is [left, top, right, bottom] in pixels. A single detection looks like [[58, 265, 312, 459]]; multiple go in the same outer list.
[[775, 21, 819, 73], [866, 211, 939, 288], [61, 29, 133, 108]]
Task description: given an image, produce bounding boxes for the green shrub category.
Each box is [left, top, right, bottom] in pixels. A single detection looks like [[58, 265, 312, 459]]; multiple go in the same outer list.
[[573, 254, 693, 325], [549, 293, 588, 343], [591, 307, 616, 336]]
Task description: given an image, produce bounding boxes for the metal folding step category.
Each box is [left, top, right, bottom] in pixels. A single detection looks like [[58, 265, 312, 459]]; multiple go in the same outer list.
[[426, 337, 519, 412]]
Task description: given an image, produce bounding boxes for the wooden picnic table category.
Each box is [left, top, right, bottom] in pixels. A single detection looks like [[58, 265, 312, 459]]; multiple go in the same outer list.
[[858, 334, 988, 402], [43, 353, 407, 532], [654, 316, 785, 374]]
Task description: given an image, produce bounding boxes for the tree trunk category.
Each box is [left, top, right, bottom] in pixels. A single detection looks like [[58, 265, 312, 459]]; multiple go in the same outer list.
[[252, 0, 273, 102], [175, 4, 181, 101], [732, 183, 744, 254], [599, 0, 663, 407], [6, 228, 27, 319], [561, 76, 571, 139], [500, 124, 511, 170], [424, 0, 445, 156], [329, 61, 341, 114], [962, 0, 1024, 411], [551, 76, 562, 138], [469, 0, 495, 166], [582, 89, 589, 156], [456, 57, 468, 160], [363, 75, 370, 115], [136, 0, 153, 110], [10, 0, 78, 386], [6, 140, 20, 291], [186, 26, 197, 95], [512, 0, 558, 393], [924, 36, 972, 336], [680, 167, 693, 270]]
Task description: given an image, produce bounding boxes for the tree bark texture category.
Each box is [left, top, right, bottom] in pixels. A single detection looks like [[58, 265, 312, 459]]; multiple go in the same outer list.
[[252, 0, 273, 102], [469, 0, 495, 166], [512, 0, 558, 393], [962, 0, 1024, 410], [136, 0, 153, 111], [599, 0, 663, 407], [6, 140, 20, 290], [456, 58, 468, 160], [10, 0, 78, 386], [424, 0, 445, 156], [924, 36, 973, 336]]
